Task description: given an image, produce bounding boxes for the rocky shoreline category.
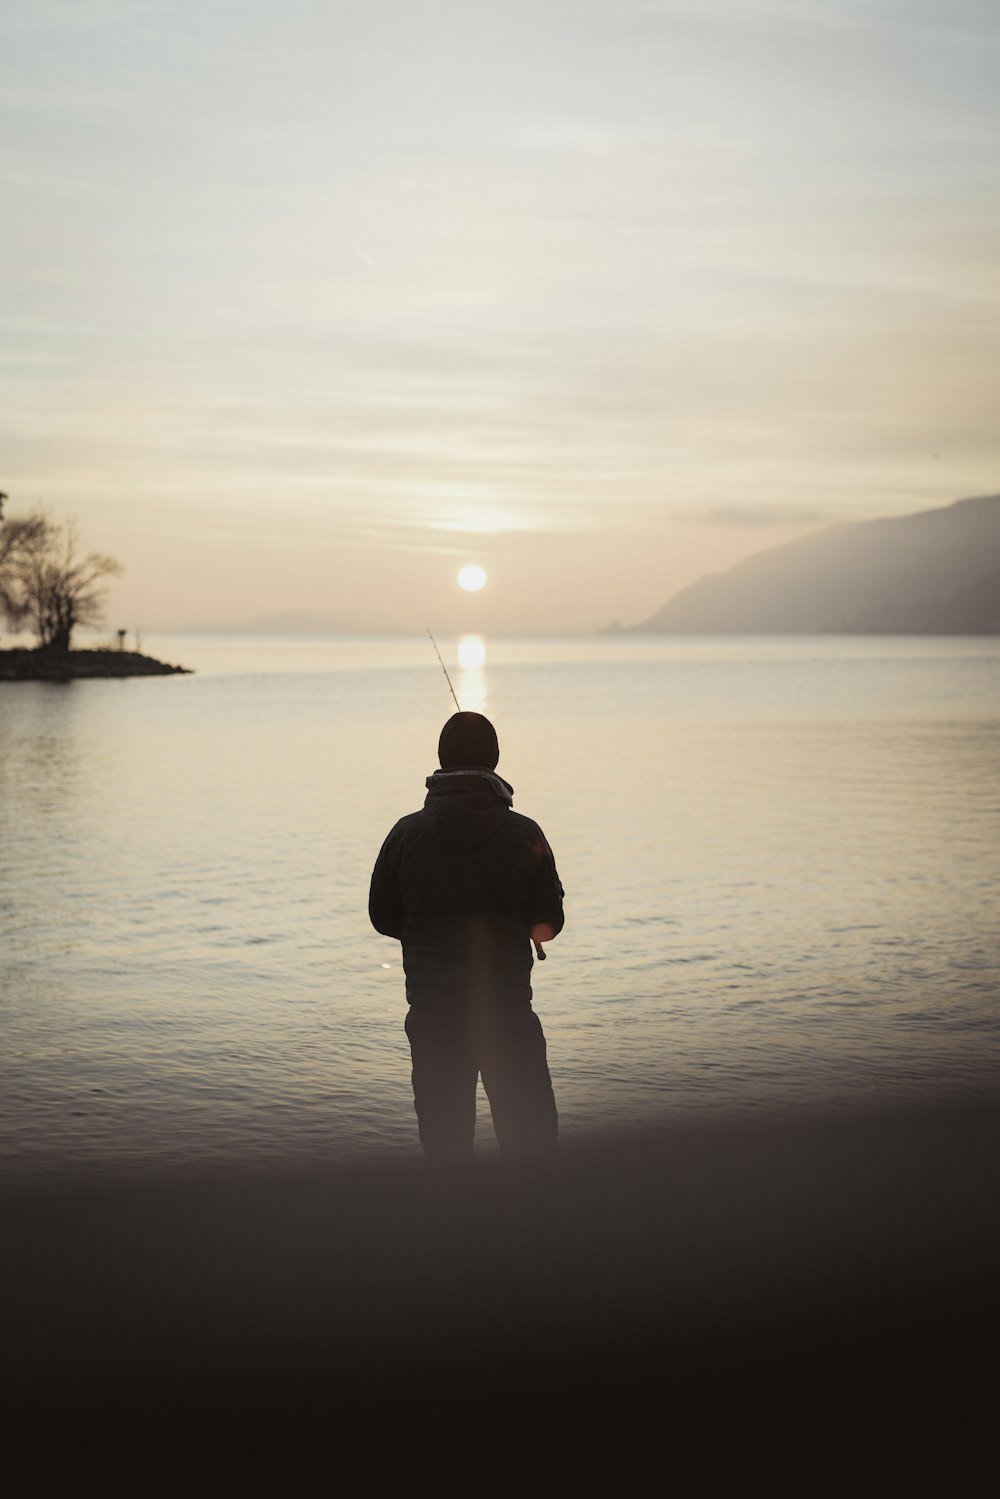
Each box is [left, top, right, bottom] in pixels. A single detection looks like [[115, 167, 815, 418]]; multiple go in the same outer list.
[[0, 647, 192, 681]]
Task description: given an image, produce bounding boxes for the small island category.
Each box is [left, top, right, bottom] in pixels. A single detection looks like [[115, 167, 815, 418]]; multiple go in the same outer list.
[[0, 646, 192, 682], [1, 494, 193, 681]]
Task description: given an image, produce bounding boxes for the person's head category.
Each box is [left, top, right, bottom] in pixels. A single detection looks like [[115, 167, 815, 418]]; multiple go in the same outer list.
[[437, 711, 500, 771]]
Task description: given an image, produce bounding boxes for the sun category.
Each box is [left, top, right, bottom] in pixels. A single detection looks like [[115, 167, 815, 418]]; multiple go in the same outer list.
[[457, 563, 487, 592]]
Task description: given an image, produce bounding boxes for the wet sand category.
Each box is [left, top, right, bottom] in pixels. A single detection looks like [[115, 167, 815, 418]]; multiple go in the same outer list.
[[4, 1094, 997, 1488]]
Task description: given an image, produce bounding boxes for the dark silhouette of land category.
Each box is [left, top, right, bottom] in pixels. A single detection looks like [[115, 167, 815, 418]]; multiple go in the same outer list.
[[0, 646, 192, 681], [3, 1095, 997, 1488], [631, 492, 1000, 634]]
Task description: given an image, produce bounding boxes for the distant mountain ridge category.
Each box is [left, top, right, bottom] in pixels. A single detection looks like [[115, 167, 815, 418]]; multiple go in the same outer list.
[[631, 493, 1000, 634]]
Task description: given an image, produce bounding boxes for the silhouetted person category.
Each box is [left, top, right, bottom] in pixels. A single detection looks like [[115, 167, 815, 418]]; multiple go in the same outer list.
[[369, 711, 564, 1161]]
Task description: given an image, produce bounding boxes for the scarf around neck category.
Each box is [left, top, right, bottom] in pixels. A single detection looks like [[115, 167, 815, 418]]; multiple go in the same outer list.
[[425, 767, 514, 806]]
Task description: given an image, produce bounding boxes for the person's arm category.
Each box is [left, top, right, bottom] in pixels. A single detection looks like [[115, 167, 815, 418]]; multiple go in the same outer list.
[[369, 833, 405, 939], [525, 825, 565, 951]]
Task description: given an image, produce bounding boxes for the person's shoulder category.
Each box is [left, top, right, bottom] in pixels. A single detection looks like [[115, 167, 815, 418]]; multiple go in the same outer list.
[[380, 810, 425, 845], [506, 810, 553, 848]]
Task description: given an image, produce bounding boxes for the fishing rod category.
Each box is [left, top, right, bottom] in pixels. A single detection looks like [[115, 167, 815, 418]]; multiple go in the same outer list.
[[426, 628, 461, 712], [425, 628, 547, 963]]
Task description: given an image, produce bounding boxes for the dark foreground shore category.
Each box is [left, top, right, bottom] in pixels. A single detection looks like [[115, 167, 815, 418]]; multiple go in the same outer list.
[[4, 1096, 998, 1489], [0, 646, 191, 680]]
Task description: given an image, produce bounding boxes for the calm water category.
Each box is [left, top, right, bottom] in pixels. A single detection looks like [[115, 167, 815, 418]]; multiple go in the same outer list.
[[2, 633, 999, 1179]]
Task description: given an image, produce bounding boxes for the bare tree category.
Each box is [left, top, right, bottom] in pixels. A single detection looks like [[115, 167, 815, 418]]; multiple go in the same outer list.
[[0, 495, 51, 638], [10, 513, 122, 652]]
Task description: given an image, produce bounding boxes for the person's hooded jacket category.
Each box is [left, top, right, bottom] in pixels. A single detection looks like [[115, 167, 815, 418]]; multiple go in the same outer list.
[[368, 767, 565, 1011]]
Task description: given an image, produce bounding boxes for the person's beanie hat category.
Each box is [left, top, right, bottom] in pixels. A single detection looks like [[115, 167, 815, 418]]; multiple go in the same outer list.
[[438, 712, 500, 770]]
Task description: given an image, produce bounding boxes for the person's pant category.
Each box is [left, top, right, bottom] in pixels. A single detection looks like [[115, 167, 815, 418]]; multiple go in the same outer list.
[[405, 1003, 558, 1161]]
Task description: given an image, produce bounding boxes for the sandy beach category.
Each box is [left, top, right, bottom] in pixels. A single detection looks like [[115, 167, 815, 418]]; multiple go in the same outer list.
[[4, 1093, 997, 1488]]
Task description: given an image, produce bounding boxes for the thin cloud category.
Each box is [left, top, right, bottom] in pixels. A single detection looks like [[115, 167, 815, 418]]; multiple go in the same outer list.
[[699, 504, 831, 529]]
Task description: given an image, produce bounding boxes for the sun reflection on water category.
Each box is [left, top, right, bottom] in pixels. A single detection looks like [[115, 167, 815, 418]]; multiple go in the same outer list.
[[457, 635, 486, 669], [457, 634, 487, 711]]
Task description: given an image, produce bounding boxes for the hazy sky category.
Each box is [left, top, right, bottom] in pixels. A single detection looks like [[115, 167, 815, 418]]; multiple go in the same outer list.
[[2, 0, 998, 633]]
